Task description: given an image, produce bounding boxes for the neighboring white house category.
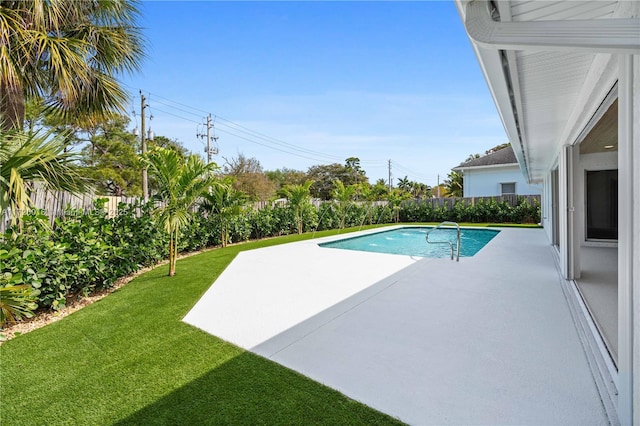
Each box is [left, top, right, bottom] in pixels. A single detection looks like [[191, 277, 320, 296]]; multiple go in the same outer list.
[[452, 146, 541, 197], [455, 1, 639, 425]]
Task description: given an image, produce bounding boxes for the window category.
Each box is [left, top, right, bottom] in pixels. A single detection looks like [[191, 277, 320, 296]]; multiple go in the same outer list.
[[586, 169, 618, 240], [501, 182, 516, 195]]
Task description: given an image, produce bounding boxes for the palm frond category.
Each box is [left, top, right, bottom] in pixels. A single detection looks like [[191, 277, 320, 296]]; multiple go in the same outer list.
[[0, 0, 145, 130], [0, 130, 89, 220], [0, 285, 38, 327]]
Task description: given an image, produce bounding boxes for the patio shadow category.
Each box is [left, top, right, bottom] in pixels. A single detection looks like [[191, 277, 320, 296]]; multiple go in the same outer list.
[[114, 351, 403, 425]]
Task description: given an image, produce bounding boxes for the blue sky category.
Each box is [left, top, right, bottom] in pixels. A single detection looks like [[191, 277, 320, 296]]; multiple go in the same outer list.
[[121, 1, 507, 187]]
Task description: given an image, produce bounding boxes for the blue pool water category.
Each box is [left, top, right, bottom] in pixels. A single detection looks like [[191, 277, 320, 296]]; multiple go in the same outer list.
[[319, 227, 499, 258]]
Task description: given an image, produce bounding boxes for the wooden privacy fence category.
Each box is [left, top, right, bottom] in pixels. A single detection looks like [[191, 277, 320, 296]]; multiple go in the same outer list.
[[1, 188, 540, 233], [0, 185, 140, 232]]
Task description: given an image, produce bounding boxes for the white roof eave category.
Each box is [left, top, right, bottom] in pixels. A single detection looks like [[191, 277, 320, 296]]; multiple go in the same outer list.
[[455, 1, 531, 183], [455, 0, 640, 184], [453, 163, 519, 173], [465, 0, 640, 54]]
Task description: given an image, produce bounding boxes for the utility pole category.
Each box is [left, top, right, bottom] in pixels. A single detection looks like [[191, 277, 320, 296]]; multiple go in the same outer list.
[[388, 159, 392, 190], [206, 114, 212, 164], [199, 114, 218, 164], [140, 91, 148, 203]]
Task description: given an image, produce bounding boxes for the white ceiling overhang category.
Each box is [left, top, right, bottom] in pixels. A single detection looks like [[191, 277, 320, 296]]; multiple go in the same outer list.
[[455, 0, 640, 183]]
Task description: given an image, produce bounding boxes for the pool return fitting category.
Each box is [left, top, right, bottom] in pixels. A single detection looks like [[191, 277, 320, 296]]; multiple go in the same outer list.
[[425, 221, 461, 261]]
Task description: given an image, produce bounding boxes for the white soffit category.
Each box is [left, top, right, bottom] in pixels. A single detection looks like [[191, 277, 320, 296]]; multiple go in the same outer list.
[[508, 0, 622, 181], [510, 1, 617, 22], [459, 0, 639, 183], [515, 50, 597, 181]]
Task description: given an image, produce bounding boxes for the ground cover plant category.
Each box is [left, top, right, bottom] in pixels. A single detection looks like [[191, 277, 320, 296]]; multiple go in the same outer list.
[[0, 227, 405, 425]]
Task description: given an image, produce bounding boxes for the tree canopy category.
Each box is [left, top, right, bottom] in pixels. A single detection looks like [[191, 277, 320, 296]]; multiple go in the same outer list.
[[307, 158, 368, 200], [222, 154, 276, 201], [80, 115, 141, 196], [266, 168, 308, 194], [0, 0, 145, 130]]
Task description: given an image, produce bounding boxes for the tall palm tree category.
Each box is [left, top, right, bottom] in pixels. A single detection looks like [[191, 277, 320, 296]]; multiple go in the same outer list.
[[0, 130, 88, 227], [281, 180, 313, 235], [144, 147, 217, 276], [201, 181, 248, 248], [0, 0, 145, 130]]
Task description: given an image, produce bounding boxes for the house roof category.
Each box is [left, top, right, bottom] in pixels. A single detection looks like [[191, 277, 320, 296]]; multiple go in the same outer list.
[[454, 146, 517, 170], [454, 0, 640, 183]]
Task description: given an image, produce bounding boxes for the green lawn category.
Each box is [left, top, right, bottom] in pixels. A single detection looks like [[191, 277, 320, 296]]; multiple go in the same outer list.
[[1, 225, 405, 426]]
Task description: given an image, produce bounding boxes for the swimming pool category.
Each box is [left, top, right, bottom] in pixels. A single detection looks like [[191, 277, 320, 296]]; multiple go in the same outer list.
[[319, 227, 499, 258]]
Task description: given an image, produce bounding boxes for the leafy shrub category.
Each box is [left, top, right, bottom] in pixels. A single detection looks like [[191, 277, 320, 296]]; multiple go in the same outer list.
[[301, 204, 319, 233], [110, 201, 167, 269], [248, 207, 275, 240], [180, 213, 212, 252], [54, 204, 115, 292], [271, 205, 296, 235], [316, 203, 339, 231], [0, 200, 168, 312], [1, 213, 82, 309], [397, 198, 540, 224], [228, 215, 252, 244]]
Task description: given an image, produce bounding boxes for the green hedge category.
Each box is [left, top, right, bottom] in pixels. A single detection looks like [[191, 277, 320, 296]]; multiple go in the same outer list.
[[400, 197, 540, 224], [0, 200, 166, 311]]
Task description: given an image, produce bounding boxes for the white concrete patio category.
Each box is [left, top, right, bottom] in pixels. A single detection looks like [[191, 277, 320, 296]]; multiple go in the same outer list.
[[184, 227, 609, 425]]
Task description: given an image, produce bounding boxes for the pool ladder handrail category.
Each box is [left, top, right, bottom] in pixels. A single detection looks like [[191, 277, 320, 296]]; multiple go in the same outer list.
[[425, 221, 460, 261]]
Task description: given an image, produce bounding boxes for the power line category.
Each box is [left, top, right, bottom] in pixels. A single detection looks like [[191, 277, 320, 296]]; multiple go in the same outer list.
[[136, 90, 347, 161], [214, 116, 346, 162], [393, 161, 438, 183], [121, 83, 210, 116], [124, 86, 398, 173], [149, 106, 201, 125], [150, 97, 204, 119], [215, 127, 338, 164]]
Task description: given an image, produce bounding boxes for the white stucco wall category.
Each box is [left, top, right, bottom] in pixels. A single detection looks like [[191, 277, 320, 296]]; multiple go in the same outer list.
[[461, 165, 542, 197]]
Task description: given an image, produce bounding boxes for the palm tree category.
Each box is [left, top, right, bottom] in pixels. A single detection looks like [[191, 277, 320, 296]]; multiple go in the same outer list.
[[0, 130, 88, 227], [444, 171, 464, 198], [397, 176, 411, 192], [410, 181, 431, 199], [332, 180, 356, 229], [201, 181, 248, 248], [387, 189, 411, 223], [354, 183, 376, 225], [144, 147, 217, 276], [0, 0, 145, 130], [281, 181, 313, 235]]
